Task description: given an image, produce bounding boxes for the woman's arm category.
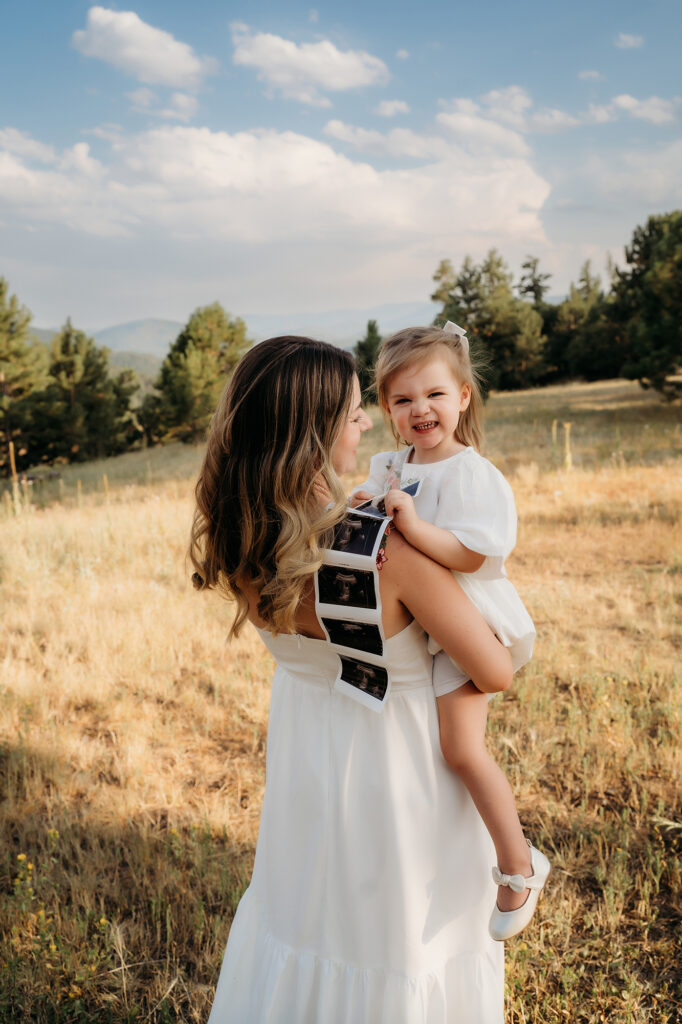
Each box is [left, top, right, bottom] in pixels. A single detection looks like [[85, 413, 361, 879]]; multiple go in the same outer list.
[[380, 532, 512, 693]]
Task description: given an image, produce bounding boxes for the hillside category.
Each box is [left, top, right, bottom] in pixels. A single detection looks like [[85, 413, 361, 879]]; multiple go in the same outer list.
[[1, 378, 679, 1023], [28, 300, 440, 363]]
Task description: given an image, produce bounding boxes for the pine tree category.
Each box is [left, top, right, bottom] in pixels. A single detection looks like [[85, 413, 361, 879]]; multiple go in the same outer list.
[[0, 278, 48, 475], [155, 303, 251, 442], [517, 256, 552, 307], [23, 320, 141, 465], [431, 251, 547, 390], [353, 320, 382, 400], [475, 251, 545, 390], [614, 212, 682, 398], [431, 256, 483, 328]]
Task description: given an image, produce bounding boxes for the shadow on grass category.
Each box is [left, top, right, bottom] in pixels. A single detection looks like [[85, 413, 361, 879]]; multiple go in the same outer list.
[[0, 740, 253, 1023]]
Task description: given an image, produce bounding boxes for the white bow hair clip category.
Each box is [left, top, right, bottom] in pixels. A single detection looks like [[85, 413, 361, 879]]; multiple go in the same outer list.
[[443, 321, 469, 355]]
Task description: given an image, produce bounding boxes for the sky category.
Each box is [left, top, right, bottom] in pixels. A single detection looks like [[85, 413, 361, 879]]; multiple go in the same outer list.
[[1, 1, 680, 330]]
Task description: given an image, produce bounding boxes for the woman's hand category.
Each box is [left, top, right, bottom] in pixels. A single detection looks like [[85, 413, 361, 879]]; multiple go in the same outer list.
[[349, 489, 374, 508]]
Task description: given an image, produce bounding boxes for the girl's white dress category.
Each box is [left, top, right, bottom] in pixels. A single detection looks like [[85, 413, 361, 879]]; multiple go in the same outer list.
[[360, 447, 536, 694], [207, 619, 504, 1023]]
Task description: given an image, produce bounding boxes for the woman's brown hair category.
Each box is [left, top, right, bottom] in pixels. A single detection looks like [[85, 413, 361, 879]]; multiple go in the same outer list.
[[189, 336, 356, 637]]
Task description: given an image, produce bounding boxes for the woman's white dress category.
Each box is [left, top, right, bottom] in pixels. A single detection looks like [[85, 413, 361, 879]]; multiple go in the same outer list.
[[208, 619, 504, 1023]]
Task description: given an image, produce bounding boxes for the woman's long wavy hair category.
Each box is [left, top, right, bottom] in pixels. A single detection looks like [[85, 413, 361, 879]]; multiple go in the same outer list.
[[189, 336, 356, 637]]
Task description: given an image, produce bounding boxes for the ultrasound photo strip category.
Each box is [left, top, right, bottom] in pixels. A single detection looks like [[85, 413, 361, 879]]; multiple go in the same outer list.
[[322, 507, 391, 568], [321, 618, 384, 657], [317, 566, 377, 609], [315, 510, 394, 712], [354, 478, 423, 516]]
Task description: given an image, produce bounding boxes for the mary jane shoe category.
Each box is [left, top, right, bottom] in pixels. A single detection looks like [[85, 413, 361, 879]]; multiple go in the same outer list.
[[488, 842, 551, 942]]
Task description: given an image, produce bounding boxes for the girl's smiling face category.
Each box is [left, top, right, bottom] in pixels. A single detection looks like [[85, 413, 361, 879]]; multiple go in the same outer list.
[[384, 355, 471, 464]]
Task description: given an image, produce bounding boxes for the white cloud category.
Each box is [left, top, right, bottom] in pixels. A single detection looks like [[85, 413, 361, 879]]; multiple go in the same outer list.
[[72, 6, 218, 89], [585, 103, 617, 124], [580, 140, 682, 206], [324, 120, 449, 159], [127, 87, 158, 110], [159, 93, 199, 122], [0, 128, 56, 163], [396, 49, 409, 60], [309, 9, 319, 22], [530, 108, 580, 131], [231, 23, 389, 105], [375, 100, 410, 117], [441, 83, 678, 137], [59, 142, 104, 178], [481, 86, 532, 129], [86, 123, 125, 143], [0, 123, 548, 260], [437, 100, 530, 157], [615, 33, 643, 49], [578, 70, 604, 81], [612, 94, 677, 125], [454, 87, 579, 136], [127, 87, 198, 122], [0, 144, 125, 237]]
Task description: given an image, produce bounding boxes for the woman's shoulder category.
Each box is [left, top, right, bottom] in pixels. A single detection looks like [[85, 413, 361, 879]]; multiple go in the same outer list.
[[379, 527, 447, 588]]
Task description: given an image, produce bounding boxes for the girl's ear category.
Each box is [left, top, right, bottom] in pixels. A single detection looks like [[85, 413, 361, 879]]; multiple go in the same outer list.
[[459, 383, 472, 412]]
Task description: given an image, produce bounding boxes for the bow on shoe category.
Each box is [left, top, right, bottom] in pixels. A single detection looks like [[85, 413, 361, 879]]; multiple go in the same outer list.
[[492, 866, 527, 893]]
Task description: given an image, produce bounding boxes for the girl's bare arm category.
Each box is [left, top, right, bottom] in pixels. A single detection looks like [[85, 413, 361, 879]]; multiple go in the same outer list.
[[383, 489, 484, 572]]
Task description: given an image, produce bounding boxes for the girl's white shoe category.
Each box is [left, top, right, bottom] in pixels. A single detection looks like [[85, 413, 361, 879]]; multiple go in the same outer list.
[[488, 842, 551, 942]]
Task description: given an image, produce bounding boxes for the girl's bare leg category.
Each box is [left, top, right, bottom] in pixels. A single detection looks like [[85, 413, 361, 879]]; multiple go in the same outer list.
[[437, 682, 532, 912]]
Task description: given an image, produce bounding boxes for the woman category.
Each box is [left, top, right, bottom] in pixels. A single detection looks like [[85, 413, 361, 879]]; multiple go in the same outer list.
[[191, 336, 510, 1023]]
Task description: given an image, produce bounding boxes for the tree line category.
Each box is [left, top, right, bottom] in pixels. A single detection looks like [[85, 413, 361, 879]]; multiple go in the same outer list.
[[0, 294, 250, 477], [355, 210, 681, 400], [1, 211, 680, 477]]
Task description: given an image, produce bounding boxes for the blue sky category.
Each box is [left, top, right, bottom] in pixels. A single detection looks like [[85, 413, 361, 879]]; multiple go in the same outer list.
[[1, 1, 680, 329]]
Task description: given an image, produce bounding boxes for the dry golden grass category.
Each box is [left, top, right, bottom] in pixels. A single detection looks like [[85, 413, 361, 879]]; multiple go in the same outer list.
[[1, 380, 680, 1022]]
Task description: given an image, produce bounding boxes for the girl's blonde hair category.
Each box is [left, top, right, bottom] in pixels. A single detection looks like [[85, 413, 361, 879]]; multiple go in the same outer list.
[[375, 325, 486, 451], [189, 336, 356, 638]]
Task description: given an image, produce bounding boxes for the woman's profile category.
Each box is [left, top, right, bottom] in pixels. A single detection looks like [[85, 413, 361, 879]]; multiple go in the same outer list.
[[190, 336, 512, 1023]]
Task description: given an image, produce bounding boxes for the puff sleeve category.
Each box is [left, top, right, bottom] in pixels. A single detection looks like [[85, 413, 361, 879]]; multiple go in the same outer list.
[[434, 454, 517, 577]]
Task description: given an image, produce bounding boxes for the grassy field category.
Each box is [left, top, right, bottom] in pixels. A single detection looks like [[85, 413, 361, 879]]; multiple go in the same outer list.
[[1, 379, 680, 1022]]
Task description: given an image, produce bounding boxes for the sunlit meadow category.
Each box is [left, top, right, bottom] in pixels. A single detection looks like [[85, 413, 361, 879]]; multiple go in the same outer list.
[[1, 380, 680, 1023]]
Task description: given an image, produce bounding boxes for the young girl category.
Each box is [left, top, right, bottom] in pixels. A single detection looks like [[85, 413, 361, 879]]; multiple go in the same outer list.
[[353, 322, 550, 941]]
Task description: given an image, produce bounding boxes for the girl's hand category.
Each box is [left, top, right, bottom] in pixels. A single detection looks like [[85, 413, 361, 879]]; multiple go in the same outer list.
[[349, 489, 373, 508], [383, 489, 420, 537]]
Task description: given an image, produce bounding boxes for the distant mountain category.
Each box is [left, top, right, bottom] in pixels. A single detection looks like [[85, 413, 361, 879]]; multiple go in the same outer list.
[[29, 301, 441, 364], [93, 319, 183, 357], [28, 327, 56, 345], [28, 320, 181, 360], [108, 350, 161, 380], [243, 301, 439, 348]]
